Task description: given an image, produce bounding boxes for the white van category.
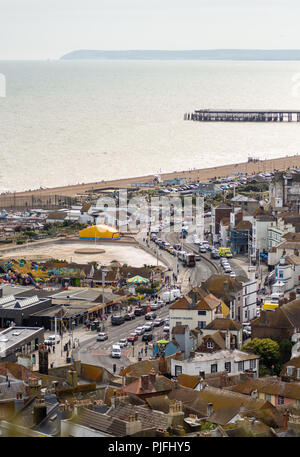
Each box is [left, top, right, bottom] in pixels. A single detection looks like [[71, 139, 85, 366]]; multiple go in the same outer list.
[[111, 344, 121, 358]]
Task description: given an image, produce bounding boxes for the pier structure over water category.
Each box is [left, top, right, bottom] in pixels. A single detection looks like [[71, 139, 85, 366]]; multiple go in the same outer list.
[[184, 109, 300, 122]]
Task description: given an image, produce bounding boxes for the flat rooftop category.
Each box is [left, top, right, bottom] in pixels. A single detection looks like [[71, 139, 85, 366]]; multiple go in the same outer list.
[[0, 327, 44, 356], [0, 285, 35, 297], [50, 287, 102, 302]]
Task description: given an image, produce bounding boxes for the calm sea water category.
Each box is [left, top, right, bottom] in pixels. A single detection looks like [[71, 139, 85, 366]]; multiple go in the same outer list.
[[1, 59, 300, 192]]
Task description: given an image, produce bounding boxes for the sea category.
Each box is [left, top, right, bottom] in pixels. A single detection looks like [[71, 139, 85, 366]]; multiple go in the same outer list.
[[1, 59, 300, 192]]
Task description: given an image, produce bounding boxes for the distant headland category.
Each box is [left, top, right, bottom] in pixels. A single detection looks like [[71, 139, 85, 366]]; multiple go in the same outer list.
[[60, 49, 300, 60]]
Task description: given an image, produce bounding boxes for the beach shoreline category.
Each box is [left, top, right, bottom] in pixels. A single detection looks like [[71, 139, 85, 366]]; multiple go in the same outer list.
[[4, 154, 300, 199]]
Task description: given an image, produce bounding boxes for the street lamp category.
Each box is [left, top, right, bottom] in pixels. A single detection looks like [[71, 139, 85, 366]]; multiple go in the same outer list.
[[101, 267, 109, 331]]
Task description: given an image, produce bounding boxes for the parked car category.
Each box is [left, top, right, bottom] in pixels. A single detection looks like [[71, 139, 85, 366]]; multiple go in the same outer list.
[[143, 323, 153, 332], [135, 326, 145, 335], [96, 332, 108, 341], [163, 325, 170, 333], [44, 335, 60, 345], [153, 319, 163, 327], [118, 338, 128, 348], [111, 345, 121, 358], [150, 303, 160, 311], [127, 333, 138, 342], [124, 313, 135, 321], [142, 333, 153, 342], [194, 254, 201, 261], [199, 246, 207, 253], [145, 312, 157, 320]]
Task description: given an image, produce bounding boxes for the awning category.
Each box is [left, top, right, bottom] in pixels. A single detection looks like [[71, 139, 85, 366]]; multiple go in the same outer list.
[[88, 303, 105, 313]]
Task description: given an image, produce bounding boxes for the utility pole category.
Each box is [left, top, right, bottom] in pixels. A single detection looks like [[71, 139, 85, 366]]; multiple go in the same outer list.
[[54, 317, 58, 367], [102, 267, 108, 331]]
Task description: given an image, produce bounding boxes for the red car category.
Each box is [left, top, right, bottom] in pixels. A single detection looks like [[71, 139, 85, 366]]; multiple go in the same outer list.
[[127, 333, 138, 342]]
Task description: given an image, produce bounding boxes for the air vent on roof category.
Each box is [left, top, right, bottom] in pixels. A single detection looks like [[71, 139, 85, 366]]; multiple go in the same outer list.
[[12, 332, 21, 336]]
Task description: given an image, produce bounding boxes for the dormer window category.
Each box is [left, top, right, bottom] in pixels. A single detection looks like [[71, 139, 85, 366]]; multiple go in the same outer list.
[[207, 341, 214, 349]]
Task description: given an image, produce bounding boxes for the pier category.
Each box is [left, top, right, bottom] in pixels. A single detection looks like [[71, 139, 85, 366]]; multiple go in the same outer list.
[[184, 109, 300, 122]]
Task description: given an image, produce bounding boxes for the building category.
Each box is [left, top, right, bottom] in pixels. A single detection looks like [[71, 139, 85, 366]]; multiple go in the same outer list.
[[0, 294, 52, 327], [202, 273, 257, 323], [211, 204, 231, 244], [171, 349, 259, 378], [268, 232, 300, 267], [169, 290, 228, 334], [233, 377, 300, 408], [202, 318, 243, 349], [0, 327, 44, 362], [231, 194, 260, 214], [251, 298, 300, 342], [269, 172, 300, 214]]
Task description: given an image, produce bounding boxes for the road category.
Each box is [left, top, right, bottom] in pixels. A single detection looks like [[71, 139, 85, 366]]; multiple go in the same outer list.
[[73, 216, 250, 372]]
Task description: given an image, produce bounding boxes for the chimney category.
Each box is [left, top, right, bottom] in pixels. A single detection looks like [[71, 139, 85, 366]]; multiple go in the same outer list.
[[141, 375, 149, 391], [283, 409, 290, 430], [126, 416, 142, 435], [225, 330, 231, 350], [33, 398, 47, 425], [14, 393, 25, 412], [190, 290, 198, 308], [206, 403, 214, 417], [149, 369, 156, 384], [67, 369, 78, 388]]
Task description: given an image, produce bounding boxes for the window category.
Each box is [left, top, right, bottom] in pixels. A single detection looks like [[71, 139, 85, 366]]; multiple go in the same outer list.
[[198, 321, 206, 329], [265, 394, 271, 402], [225, 362, 231, 373], [198, 311, 206, 316], [287, 366, 294, 376], [175, 365, 182, 376], [176, 322, 182, 326], [211, 364, 218, 373], [278, 396, 284, 405], [279, 271, 284, 279], [238, 361, 244, 372], [250, 359, 256, 370], [207, 341, 214, 349], [297, 368, 300, 380]]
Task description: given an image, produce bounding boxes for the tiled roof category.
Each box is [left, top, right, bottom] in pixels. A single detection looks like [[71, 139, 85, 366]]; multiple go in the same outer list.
[[170, 292, 223, 311], [107, 403, 169, 430], [285, 255, 300, 266], [177, 374, 200, 389], [235, 220, 252, 230], [205, 331, 226, 350], [168, 385, 268, 426], [74, 407, 127, 436], [172, 324, 189, 335], [204, 318, 242, 331], [119, 360, 159, 378], [233, 377, 300, 401], [122, 376, 173, 395], [145, 395, 171, 414]]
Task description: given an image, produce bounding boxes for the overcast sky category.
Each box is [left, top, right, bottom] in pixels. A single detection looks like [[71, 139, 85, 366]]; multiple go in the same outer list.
[[1, 0, 300, 59]]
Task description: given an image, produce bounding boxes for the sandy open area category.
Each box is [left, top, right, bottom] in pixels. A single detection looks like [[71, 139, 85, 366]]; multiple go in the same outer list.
[[6, 154, 300, 199], [2, 242, 163, 267]]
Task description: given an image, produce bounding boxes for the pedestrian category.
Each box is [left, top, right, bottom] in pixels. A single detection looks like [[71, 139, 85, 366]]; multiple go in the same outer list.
[[53, 345, 55, 353], [48, 347, 51, 353]]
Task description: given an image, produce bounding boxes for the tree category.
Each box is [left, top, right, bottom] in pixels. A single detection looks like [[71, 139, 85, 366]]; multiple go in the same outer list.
[[242, 338, 280, 369]]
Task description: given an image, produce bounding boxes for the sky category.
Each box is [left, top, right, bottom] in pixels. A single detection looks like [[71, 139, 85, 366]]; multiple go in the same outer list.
[[1, 0, 300, 59]]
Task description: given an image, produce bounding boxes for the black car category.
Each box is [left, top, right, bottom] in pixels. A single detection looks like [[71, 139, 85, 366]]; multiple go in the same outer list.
[[142, 333, 153, 342]]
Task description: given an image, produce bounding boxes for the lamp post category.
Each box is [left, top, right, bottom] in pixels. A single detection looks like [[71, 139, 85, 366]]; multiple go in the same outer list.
[[102, 267, 109, 331]]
